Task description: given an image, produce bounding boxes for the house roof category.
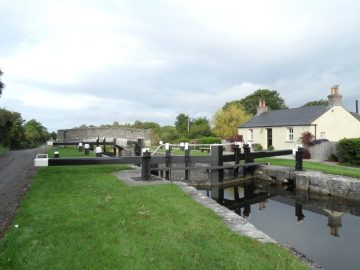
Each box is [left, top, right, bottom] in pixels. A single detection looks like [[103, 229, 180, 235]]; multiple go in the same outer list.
[[239, 105, 330, 128], [350, 112, 360, 121]]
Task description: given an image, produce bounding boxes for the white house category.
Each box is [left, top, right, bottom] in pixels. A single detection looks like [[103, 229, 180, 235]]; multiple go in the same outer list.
[[238, 86, 360, 150]]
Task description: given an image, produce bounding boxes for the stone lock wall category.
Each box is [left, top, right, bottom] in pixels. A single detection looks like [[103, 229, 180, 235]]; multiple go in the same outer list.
[[57, 127, 151, 144]]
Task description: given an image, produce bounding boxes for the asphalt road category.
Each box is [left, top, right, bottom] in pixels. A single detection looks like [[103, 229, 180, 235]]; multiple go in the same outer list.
[[0, 147, 45, 237]]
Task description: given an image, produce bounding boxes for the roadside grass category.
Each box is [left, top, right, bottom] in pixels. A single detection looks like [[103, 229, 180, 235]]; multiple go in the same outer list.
[[0, 150, 307, 269], [257, 157, 360, 178]]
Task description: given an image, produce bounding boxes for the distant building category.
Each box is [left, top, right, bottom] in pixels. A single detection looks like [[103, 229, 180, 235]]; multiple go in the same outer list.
[[238, 86, 360, 150]]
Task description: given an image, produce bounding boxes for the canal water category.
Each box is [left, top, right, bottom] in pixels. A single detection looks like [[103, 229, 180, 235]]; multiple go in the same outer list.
[[201, 180, 360, 270]]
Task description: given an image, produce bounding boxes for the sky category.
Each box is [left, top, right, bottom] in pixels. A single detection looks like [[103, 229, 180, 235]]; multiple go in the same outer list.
[[1, 0, 360, 132]]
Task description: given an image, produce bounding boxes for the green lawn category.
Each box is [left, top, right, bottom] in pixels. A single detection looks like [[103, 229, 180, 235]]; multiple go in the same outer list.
[[0, 148, 307, 270], [257, 158, 360, 178], [48, 146, 96, 157]]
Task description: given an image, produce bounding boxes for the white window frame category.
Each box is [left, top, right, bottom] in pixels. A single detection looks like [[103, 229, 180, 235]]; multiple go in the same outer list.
[[287, 127, 294, 141], [320, 132, 326, 139], [248, 129, 254, 141]]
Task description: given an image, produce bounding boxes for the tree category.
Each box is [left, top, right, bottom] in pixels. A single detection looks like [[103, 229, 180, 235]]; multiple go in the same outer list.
[[0, 68, 4, 97], [175, 113, 190, 135], [0, 108, 26, 149], [302, 99, 328, 107], [224, 89, 287, 115], [213, 104, 251, 138], [189, 117, 212, 138], [24, 119, 50, 147], [159, 125, 179, 142]]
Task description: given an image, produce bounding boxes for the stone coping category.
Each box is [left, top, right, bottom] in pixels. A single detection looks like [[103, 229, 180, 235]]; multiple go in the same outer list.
[[255, 165, 360, 199]]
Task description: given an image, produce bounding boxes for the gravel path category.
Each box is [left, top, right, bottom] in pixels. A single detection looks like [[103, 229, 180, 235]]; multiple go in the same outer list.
[[0, 147, 45, 237]]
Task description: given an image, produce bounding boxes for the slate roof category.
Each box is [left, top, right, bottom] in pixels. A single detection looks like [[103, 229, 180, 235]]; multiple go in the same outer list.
[[350, 112, 360, 121], [239, 105, 330, 128]]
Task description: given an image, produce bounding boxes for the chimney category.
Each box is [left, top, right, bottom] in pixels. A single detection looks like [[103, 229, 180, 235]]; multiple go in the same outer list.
[[256, 98, 269, 115], [327, 85, 343, 106]]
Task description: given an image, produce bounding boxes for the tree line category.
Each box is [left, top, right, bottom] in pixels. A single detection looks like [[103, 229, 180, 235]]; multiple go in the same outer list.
[[0, 108, 54, 150], [0, 69, 55, 151], [75, 88, 328, 144]]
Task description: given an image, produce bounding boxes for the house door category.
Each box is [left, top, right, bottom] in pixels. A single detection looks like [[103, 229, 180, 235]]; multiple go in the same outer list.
[[267, 129, 273, 148]]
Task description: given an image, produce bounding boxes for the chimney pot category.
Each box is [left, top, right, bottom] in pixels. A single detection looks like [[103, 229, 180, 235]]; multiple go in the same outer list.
[[328, 85, 342, 106]]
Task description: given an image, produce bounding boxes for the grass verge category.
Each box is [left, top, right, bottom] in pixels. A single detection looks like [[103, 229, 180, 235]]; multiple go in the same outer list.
[[257, 157, 360, 178], [48, 147, 95, 157], [0, 149, 306, 269]]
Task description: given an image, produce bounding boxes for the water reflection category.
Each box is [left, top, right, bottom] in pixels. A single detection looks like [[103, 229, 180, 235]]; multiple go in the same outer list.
[[205, 179, 360, 270], [209, 179, 360, 238]]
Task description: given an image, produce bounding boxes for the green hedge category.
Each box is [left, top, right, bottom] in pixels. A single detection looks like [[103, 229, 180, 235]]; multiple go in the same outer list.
[[336, 138, 360, 166], [198, 137, 221, 144]]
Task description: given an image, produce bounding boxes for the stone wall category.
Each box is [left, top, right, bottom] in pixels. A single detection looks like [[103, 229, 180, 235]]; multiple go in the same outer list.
[[57, 127, 151, 144], [255, 165, 360, 199]]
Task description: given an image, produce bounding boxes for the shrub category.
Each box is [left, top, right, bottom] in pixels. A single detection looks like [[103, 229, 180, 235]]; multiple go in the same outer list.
[[302, 149, 311, 159], [198, 137, 221, 144], [252, 143, 263, 151], [300, 132, 315, 147], [328, 153, 339, 162], [268, 145, 275, 151], [336, 138, 360, 166]]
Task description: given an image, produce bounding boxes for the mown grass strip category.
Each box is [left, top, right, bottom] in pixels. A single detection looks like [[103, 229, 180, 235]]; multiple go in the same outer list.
[[0, 149, 306, 269], [257, 158, 360, 178], [48, 147, 96, 157]]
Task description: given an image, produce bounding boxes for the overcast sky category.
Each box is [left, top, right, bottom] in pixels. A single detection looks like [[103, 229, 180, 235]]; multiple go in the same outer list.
[[1, 0, 360, 132]]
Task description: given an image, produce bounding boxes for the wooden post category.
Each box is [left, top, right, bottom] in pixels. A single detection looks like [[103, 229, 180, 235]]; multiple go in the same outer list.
[[103, 138, 106, 153], [210, 145, 224, 201], [165, 144, 172, 180], [295, 147, 304, 171], [184, 143, 190, 181], [141, 150, 151, 181], [135, 138, 144, 157], [243, 144, 253, 176], [113, 138, 117, 156], [233, 144, 241, 178]]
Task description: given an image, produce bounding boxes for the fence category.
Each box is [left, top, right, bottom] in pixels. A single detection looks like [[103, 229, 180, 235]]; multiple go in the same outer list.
[[308, 141, 337, 161]]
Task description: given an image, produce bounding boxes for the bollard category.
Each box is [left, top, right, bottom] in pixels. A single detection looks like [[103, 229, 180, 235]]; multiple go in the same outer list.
[[165, 143, 172, 180], [141, 150, 152, 181], [184, 143, 190, 181], [78, 142, 83, 152], [295, 147, 304, 171], [95, 146, 103, 157], [84, 144, 90, 155], [54, 151, 60, 158]]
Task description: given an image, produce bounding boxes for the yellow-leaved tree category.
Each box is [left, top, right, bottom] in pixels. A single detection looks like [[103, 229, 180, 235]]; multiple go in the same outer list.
[[212, 104, 251, 138]]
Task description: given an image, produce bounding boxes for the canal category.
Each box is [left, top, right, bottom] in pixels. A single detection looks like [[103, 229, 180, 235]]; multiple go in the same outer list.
[[201, 180, 360, 270]]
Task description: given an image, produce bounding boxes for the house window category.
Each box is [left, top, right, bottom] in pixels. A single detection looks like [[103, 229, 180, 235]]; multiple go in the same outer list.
[[287, 127, 294, 141], [320, 132, 326, 139], [248, 129, 254, 141]]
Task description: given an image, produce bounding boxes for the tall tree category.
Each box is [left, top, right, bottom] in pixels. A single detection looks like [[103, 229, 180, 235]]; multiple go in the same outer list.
[[213, 104, 251, 138], [0, 108, 26, 149], [24, 119, 50, 147], [189, 117, 212, 138], [175, 113, 191, 135], [0, 68, 4, 97], [302, 99, 328, 107], [224, 89, 287, 115]]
